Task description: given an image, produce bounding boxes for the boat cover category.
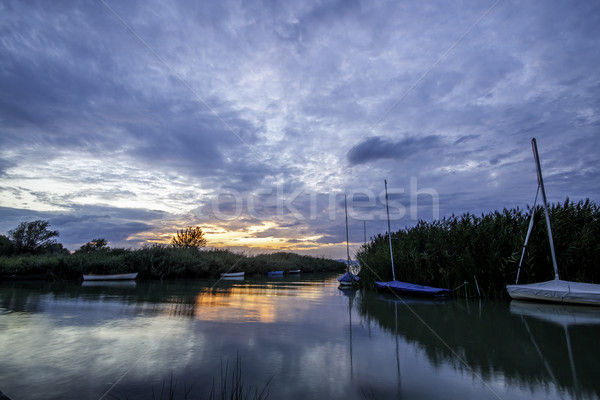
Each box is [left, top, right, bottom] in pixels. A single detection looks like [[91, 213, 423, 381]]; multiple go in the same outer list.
[[338, 272, 359, 282], [375, 280, 451, 297], [506, 279, 600, 305]]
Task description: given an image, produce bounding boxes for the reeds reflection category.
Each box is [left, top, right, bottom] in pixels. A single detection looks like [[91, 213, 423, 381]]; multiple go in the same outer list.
[[358, 292, 600, 399]]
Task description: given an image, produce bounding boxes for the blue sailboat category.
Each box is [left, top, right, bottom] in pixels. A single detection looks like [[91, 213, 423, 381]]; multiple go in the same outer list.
[[374, 180, 451, 297]]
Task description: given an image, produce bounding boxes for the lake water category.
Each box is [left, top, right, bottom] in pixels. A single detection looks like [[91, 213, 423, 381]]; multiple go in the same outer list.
[[1, 274, 599, 400]]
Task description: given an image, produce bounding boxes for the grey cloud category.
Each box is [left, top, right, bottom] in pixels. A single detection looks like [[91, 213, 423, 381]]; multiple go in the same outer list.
[[347, 135, 443, 166], [1, 0, 600, 258]]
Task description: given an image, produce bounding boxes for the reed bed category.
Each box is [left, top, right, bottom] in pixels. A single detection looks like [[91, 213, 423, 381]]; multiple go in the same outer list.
[[357, 199, 600, 299], [0, 247, 344, 280]]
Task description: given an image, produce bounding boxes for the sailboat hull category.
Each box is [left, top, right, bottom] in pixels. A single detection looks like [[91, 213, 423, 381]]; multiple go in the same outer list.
[[375, 280, 451, 297], [506, 279, 600, 305], [338, 272, 359, 286]]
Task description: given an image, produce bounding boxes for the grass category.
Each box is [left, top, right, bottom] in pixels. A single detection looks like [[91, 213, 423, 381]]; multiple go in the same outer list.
[[110, 355, 271, 400], [357, 198, 600, 299], [0, 247, 344, 281]]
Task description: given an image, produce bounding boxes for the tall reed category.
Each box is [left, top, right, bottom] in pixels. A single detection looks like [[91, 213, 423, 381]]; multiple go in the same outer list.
[[357, 198, 600, 298]]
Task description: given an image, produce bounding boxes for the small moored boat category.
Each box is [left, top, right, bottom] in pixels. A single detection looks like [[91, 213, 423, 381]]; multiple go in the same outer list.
[[220, 272, 245, 278], [338, 271, 359, 287], [506, 138, 600, 306], [338, 194, 359, 288], [83, 272, 138, 281], [374, 280, 451, 297], [375, 180, 450, 297], [268, 270, 284, 276]]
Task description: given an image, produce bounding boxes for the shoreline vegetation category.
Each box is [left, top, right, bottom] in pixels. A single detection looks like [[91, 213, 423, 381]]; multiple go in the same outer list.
[[0, 248, 344, 281], [2, 198, 598, 300], [357, 198, 600, 299]]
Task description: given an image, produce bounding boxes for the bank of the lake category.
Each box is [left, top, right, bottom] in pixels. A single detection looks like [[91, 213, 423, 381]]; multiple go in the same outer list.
[[358, 199, 600, 299], [0, 248, 345, 280]]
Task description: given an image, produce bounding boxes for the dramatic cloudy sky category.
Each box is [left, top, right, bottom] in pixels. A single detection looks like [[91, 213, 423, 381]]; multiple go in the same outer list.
[[1, 0, 599, 258]]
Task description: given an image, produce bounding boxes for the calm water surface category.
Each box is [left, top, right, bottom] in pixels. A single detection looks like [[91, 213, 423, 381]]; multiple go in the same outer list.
[[1, 274, 599, 399]]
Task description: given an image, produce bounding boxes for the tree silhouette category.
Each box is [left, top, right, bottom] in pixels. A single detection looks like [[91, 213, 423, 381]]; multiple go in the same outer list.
[[171, 226, 207, 248], [8, 220, 59, 254], [0, 234, 14, 256], [77, 238, 109, 253]]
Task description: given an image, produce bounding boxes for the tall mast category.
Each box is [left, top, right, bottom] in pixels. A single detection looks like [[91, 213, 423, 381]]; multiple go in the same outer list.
[[385, 180, 396, 281], [531, 138, 559, 280], [345, 194, 351, 273]]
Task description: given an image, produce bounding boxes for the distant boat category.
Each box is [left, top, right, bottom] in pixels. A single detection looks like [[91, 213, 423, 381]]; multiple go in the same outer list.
[[82, 280, 137, 288], [374, 180, 450, 297], [220, 272, 244, 278], [83, 272, 138, 281], [506, 139, 600, 305], [338, 194, 359, 287], [268, 270, 284, 276], [221, 276, 244, 281], [288, 270, 301, 274]]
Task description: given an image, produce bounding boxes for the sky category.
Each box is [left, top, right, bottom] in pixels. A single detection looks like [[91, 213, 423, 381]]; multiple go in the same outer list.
[[1, 0, 599, 258]]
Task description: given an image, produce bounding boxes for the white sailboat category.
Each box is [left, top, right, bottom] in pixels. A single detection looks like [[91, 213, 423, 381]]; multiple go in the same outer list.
[[338, 194, 359, 287], [506, 138, 600, 305]]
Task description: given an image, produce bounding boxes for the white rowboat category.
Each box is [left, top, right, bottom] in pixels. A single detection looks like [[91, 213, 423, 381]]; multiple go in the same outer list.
[[220, 272, 245, 278], [83, 273, 138, 281]]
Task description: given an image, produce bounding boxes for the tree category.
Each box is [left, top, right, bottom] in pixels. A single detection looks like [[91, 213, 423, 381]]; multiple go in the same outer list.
[[77, 238, 109, 253], [8, 220, 60, 255], [0, 234, 14, 256], [171, 226, 207, 248]]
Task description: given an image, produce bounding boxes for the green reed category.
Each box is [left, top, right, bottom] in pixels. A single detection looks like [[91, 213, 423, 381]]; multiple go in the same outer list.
[[357, 198, 600, 299], [0, 246, 344, 280]]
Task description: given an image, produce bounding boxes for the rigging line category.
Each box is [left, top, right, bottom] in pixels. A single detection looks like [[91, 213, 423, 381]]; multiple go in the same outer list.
[[98, 0, 263, 163], [98, 250, 246, 399], [210, 252, 247, 290], [97, 317, 182, 400], [360, 259, 505, 400], [347, 0, 502, 152]]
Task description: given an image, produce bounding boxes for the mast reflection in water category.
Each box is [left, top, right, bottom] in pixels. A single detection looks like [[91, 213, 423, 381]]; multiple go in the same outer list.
[[0, 276, 598, 399]]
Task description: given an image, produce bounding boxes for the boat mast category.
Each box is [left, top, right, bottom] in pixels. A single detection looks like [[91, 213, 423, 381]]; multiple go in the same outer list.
[[384, 180, 396, 281], [345, 194, 351, 274], [531, 138, 559, 280]]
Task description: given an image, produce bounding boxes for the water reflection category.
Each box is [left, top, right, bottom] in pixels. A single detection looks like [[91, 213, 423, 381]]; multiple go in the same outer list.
[[510, 301, 600, 400], [358, 291, 600, 399], [1, 277, 599, 400]]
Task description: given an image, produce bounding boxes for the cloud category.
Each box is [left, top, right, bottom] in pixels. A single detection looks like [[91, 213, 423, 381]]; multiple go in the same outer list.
[[1, 0, 600, 258], [346, 135, 443, 166]]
